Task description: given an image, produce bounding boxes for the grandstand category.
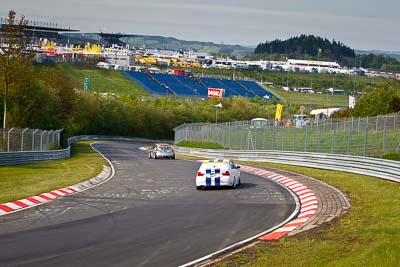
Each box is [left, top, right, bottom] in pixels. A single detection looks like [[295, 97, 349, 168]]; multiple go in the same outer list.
[[124, 72, 172, 96], [0, 18, 79, 45], [123, 71, 280, 101], [237, 80, 281, 101]]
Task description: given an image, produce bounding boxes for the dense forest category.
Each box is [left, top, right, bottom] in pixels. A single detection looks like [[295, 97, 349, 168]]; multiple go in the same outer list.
[[255, 35, 355, 60], [253, 35, 400, 70]]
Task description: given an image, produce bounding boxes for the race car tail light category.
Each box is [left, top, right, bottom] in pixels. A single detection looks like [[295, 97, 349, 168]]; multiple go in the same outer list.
[[197, 171, 204, 176], [222, 171, 230, 176]]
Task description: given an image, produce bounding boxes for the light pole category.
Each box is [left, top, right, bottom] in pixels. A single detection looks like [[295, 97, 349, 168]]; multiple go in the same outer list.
[[269, 46, 272, 63], [214, 103, 222, 123], [286, 70, 289, 88]]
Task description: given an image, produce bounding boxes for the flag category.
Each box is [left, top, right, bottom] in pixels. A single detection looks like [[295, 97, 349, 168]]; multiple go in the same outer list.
[[275, 104, 283, 120]]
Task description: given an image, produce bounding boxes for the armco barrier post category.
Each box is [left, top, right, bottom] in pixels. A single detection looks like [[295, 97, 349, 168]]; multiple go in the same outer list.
[[351, 117, 354, 132], [21, 128, 29, 151], [363, 118, 369, 156], [346, 130, 352, 155], [317, 130, 321, 153], [57, 130, 61, 147], [32, 129, 39, 151], [304, 128, 308, 152], [292, 127, 296, 152], [240, 127, 243, 149], [331, 129, 336, 154], [382, 117, 387, 152], [7, 128, 14, 152], [40, 130, 46, 151], [272, 128, 276, 151], [47, 130, 53, 150]]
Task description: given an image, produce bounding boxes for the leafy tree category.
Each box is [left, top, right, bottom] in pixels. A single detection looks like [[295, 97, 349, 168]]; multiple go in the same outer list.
[[0, 10, 32, 129], [353, 80, 400, 117], [254, 35, 355, 61]]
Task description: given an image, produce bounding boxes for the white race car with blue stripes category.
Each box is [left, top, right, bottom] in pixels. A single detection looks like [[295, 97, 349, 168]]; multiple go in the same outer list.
[[196, 159, 241, 189]]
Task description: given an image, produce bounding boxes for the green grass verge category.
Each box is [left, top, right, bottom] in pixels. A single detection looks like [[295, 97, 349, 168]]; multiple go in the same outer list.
[[60, 63, 148, 97], [0, 141, 106, 203], [176, 140, 227, 149], [382, 153, 400, 161], [264, 86, 349, 106], [216, 161, 400, 267]]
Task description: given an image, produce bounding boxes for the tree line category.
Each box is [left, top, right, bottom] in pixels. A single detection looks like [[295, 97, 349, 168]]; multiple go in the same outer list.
[[253, 34, 400, 70], [255, 35, 355, 60]]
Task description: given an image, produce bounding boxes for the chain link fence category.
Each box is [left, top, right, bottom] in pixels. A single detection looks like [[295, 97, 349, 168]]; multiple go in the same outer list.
[[0, 128, 63, 152], [174, 114, 400, 156]]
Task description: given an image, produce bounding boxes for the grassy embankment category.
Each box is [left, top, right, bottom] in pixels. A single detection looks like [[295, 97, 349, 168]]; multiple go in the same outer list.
[[176, 152, 400, 266], [62, 63, 352, 107], [0, 141, 106, 204], [264, 86, 349, 106], [60, 63, 148, 97], [216, 162, 400, 267]]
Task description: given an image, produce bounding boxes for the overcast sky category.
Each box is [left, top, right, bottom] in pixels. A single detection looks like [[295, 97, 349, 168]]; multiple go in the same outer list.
[[1, 0, 399, 51]]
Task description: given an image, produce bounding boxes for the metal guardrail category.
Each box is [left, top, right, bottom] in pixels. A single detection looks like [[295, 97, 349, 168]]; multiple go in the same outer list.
[[0, 135, 172, 166], [176, 147, 400, 183], [2, 133, 398, 184]]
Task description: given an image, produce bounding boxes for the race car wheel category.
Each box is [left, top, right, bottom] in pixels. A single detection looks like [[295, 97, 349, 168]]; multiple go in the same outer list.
[[232, 177, 237, 189]]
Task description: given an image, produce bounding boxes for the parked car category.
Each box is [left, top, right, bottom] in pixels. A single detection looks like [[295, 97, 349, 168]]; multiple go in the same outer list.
[[286, 114, 311, 127], [196, 159, 241, 189], [149, 143, 175, 159]]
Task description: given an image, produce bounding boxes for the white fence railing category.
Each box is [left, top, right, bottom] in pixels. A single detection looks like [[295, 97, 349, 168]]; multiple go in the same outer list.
[[176, 147, 400, 183], [174, 114, 400, 156]]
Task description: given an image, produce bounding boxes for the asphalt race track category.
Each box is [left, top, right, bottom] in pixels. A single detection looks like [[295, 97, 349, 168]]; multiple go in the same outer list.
[[0, 141, 296, 267]]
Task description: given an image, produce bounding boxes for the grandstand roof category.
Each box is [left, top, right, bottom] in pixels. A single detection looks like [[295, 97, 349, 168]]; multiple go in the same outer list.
[[97, 33, 134, 47], [0, 23, 79, 41]]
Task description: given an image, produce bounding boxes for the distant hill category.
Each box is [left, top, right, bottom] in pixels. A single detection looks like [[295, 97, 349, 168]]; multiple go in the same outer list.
[[356, 50, 400, 62], [252, 35, 400, 70], [61, 33, 254, 58], [254, 34, 355, 62]]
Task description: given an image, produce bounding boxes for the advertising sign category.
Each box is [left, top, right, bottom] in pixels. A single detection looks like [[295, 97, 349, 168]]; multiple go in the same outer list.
[[208, 88, 224, 98]]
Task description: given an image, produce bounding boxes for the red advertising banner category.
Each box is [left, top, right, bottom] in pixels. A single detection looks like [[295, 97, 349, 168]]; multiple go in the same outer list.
[[208, 88, 224, 98]]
